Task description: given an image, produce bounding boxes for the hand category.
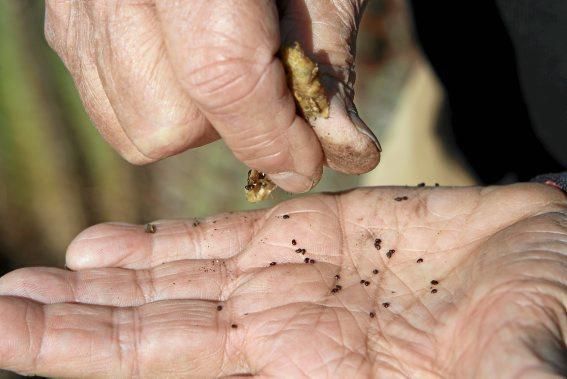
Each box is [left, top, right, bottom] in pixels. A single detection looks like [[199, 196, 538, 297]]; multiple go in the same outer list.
[[44, 0, 381, 192], [0, 184, 565, 377]]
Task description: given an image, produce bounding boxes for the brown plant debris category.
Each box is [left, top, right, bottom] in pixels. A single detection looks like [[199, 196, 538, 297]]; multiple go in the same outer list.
[[245, 169, 277, 203], [281, 42, 329, 122]]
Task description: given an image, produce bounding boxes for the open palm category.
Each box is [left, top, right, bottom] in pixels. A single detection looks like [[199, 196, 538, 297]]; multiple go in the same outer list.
[[0, 184, 565, 378]]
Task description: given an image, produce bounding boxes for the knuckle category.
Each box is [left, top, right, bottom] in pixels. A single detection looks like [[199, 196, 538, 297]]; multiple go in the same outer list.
[[43, 0, 71, 56], [232, 134, 291, 172], [184, 47, 274, 113]]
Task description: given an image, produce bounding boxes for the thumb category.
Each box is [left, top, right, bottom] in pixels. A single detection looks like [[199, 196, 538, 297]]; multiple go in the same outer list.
[[155, 0, 323, 193], [279, 0, 381, 174]]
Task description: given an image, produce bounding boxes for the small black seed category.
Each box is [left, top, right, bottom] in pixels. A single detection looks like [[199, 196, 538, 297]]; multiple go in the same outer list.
[[417, 258, 424, 263], [304, 258, 310, 263], [335, 274, 341, 280], [431, 280, 439, 285], [369, 312, 376, 318], [231, 324, 238, 329], [292, 239, 297, 245], [244, 184, 253, 191], [360, 280, 365, 284], [374, 238, 382, 250], [386, 249, 395, 259], [217, 305, 223, 311], [435, 183, 440, 187], [382, 302, 390, 308], [309, 259, 315, 264], [431, 289, 438, 294], [417, 182, 425, 187], [335, 285, 342, 290], [364, 281, 370, 286], [270, 262, 277, 266], [372, 269, 379, 275], [331, 288, 338, 293], [282, 214, 290, 219]]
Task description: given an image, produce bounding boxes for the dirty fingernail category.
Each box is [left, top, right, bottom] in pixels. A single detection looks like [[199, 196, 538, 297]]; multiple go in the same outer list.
[[269, 171, 315, 193], [348, 108, 382, 152]]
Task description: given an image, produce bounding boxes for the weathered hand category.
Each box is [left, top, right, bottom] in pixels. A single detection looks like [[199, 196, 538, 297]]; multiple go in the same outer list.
[[44, 0, 380, 192], [0, 184, 565, 377]]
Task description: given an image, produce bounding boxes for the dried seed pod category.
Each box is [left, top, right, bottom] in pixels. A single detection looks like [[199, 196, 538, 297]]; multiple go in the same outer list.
[[245, 169, 277, 203], [280, 42, 329, 122]]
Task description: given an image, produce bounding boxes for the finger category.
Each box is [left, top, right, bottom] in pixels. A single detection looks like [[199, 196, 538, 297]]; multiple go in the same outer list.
[[1, 244, 339, 308], [155, 0, 324, 193], [85, 1, 220, 161], [66, 212, 263, 270], [0, 262, 230, 306], [44, 0, 153, 164], [0, 297, 247, 377], [280, 0, 381, 174]]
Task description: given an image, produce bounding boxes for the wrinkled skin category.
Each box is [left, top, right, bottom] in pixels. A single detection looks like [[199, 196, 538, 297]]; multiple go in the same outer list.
[[0, 184, 565, 378], [44, 0, 380, 192]]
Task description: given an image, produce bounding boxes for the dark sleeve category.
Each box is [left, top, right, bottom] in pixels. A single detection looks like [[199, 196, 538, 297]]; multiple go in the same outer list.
[[531, 172, 567, 193], [495, 0, 567, 167]]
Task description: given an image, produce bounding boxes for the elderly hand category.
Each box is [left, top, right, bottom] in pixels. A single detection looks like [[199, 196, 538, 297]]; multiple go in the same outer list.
[[0, 184, 565, 377], [44, 0, 381, 193]]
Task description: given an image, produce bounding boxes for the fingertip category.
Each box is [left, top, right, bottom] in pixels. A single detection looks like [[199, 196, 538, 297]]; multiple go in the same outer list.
[[266, 115, 323, 192], [312, 96, 381, 174], [66, 223, 140, 270], [269, 169, 321, 193]]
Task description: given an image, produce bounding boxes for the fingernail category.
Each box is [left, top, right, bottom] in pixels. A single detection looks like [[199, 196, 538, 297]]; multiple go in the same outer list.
[[348, 108, 382, 152], [269, 171, 315, 193]]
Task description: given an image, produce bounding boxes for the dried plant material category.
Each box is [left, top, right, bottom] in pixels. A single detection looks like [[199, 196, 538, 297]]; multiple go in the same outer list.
[[244, 43, 328, 203], [245, 169, 277, 203], [145, 223, 157, 233], [281, 42, 329, 122]]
